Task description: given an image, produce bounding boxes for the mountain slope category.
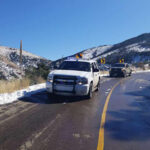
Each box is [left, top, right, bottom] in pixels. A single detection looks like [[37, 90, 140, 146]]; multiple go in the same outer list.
[[99, 33, 150, 63], [81, 33, 150, 61], [0, 46, 51, 80], [52, 33, 150, 66]]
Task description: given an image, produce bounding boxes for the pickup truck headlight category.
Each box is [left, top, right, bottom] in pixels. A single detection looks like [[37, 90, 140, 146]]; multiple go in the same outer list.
[[77, 77, 88, 85], [121, 68, 125, 71], [47, 75, 53, 83]]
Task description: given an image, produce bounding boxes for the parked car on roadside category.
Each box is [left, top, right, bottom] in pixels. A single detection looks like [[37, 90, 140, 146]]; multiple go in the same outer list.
[[109, 63, 132, 77]]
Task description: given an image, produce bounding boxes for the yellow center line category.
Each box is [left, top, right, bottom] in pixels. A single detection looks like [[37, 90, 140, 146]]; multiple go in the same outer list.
[[97, 81, 121, 150]]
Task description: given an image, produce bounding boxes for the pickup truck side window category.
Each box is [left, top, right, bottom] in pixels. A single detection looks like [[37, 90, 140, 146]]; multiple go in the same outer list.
[[94, 62, 99, 70], [92, 63, 99, 72], [92, 63, 95, 72]]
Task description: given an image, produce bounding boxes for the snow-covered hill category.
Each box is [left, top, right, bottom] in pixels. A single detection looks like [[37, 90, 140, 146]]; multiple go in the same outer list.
[[67, 33, 150, 64], [80, 33, 150, 63], [100, 33, 150, 63], [81, 45, 113, 59], [52, 33, 150, 67], [0, 46, 51, 80]]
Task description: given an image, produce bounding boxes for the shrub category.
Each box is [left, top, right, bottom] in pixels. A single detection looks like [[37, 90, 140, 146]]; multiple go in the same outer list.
[[25, 63, 50, 85]]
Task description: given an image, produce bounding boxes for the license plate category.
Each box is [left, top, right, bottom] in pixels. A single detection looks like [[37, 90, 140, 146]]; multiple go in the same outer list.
[[54, 85, 73, 91]]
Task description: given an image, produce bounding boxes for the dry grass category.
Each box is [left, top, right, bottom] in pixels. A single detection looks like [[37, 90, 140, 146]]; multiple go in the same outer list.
[[0, 78, 30, 94], [35, 76, 45, 83], [0, 77, 46, 94], [100, 71, 109, 75]]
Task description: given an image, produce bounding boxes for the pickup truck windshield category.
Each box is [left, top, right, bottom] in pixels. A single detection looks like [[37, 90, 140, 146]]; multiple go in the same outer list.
[[58, 61, 91, 72], [112, 64, 125, 67]]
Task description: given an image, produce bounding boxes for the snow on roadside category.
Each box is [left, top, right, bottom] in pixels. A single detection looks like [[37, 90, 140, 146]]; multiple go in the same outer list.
[[133, 70, 150, 74], [0, 69, 149, 105], [0, 74, 109, 105], [0, 83, 46, 105], [100, 73, 109, 77], [99, 69, 150, 76]]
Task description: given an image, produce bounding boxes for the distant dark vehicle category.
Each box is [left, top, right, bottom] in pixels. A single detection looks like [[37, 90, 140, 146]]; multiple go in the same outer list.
[[109, 63, 132, 77]]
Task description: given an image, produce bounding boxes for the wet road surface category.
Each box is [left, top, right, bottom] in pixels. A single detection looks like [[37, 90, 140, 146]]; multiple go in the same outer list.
[[104, 72, 150, 150], [0, 72, 150, 150]]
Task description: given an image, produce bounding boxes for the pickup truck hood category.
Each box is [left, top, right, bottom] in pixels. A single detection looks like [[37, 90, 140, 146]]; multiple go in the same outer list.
[[49, 70, 90, 78]]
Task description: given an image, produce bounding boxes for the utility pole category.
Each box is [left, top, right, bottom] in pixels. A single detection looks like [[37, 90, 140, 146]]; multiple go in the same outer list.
[[61, 55, 64, 63], [20, 40, 22, 70]]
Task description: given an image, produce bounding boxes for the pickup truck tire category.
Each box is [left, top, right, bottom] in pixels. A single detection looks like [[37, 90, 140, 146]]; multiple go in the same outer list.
[[110, 74, 113, 77], [129, 71, 132, 76], [47, 93, 54, 99], [123, 71, 127, 78], [95, 79, 100, 92], [85, 83, 93, 99]]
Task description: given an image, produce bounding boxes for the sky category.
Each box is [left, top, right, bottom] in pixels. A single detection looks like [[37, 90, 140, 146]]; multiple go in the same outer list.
[[0, 0, 150, 60]]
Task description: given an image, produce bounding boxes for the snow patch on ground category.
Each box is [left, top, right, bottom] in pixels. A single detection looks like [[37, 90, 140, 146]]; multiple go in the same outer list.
[[100, 73, 109, 77], [133, 70, 150, 74], [126, 43, 150, 53], [0, 83, 46, 105], [0, 60, 23, 80]]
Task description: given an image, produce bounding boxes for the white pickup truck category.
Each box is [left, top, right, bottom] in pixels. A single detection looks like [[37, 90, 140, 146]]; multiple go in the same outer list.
[[46, 59, 100, 99]]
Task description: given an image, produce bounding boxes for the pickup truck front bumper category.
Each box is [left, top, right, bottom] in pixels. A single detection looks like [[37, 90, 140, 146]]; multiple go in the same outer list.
[[46, 81, 89, 96]]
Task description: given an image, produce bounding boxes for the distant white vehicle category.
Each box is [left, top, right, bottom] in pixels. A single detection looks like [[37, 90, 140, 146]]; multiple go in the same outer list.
[[46, 59, 100, 99]]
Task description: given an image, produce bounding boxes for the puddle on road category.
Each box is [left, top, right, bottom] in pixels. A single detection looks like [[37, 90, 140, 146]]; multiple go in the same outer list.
[[73, 133, 91, 139]]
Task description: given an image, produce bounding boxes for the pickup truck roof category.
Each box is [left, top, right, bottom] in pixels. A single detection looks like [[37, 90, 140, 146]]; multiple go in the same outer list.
[[111, 63, 130, 68], [65, 58, 96, 64]]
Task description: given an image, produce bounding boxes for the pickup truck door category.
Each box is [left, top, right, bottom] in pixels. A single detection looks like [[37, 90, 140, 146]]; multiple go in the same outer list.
[[126, 64, 130, 75], [92, 63, 99, 88]]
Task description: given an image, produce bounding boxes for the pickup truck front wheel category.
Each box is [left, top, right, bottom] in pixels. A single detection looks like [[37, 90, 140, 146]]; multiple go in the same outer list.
[[85, 83, 93, 99], [123, 71, 127, 78], [95, 79, 100, 92], [47, 92, 54, 98]]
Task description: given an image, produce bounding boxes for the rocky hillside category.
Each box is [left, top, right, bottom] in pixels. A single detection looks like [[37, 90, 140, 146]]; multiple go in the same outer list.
[[80, 33, 150, 64], [97, 33, 150, 64], [52, 33, 150, 66], [0, 46, 51, 80]]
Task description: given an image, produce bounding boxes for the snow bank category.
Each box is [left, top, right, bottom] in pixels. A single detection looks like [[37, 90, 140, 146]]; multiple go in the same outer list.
[[0, 83, 46, 105], [1, 69, 150, 105], [100, 73, 109, 77], [133, 70, 150, 74]]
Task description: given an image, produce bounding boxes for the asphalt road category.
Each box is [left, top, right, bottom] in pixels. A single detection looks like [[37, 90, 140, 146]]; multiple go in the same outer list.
[[0, 72, 150, 150]]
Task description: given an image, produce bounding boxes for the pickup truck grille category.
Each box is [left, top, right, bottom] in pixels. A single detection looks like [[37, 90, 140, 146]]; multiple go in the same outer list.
[[111, 68, 122, 72], [53, 75, 77, 85], [111, 68, 121, 71], [53, 75, 77, 93]]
